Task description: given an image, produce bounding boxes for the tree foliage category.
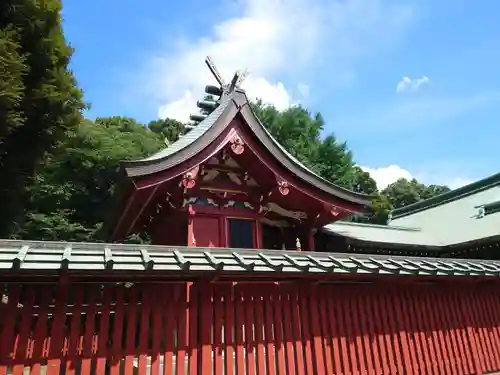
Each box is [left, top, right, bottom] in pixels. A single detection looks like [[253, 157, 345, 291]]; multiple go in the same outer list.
[[11, 117, 166, 240], [382, 178, 450, 210], [0, 0, 85, 236]]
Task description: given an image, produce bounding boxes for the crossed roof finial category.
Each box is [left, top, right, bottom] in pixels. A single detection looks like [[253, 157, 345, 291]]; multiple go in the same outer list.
[[205, 56, 248, 94]]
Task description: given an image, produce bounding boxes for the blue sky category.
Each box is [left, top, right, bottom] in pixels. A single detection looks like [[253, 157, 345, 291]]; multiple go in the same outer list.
[[62, 0, 500, 189]]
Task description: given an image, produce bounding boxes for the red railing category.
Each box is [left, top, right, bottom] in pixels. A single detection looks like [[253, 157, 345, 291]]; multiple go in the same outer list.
[[0, 280, 499, 374]]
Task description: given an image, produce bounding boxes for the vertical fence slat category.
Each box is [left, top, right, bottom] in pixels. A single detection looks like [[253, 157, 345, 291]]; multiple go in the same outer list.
[[413, 287, 433, 375], [159, 285, 172, 375], [12, 287, 35, 375], [0, 285, 21, 375], [378, 290, 396, 375], [224, 285, 235, 375], [274, 287, 286, 375], [188, 283, 200, 375], [138, 286, 152, 375], [110, 286, 125, 375], [95, 285, 112, 375], [291, 288, 305, 375], [433, 287, 457, 375], [422, 284, 446, 374], [372, 288, 389, 374], [482, 287, 500, 371], [334, 286, 350, 375], [458, 288, 483, 375], [308, 286, 325, 375], [440, 286, 462, 374], [385, 289, 403, 375], [392, 286, 413, 375], [81, 286, 98, 375], [124, 287, 139, 375], [463, 288, 488, 373], [348, 285, 365, 375], [318, 287, 333, 375], [342, 286, 359, 375], [176, 284, 188, 375], [213, 286, 224, 375], [405, 287, 427, 374], [446, 291, 472, 375], [65, 285, 83, 375], [244, 287, 256, 375], [326, 287, 342, 375], [263, 289, 276, 375], [200, 283, 213, 375], [235, 285, 245, 375], [354, 290, 372, 375], [150, 286, 163, 375], [282, 287, 295, 375], [31, 288, 51, 375], [362, 286, 381, 375], [401, 286, 420, 374], [298, 285, 314, 375], [472, 288, 495, 372], [47, 283, 69, 375]]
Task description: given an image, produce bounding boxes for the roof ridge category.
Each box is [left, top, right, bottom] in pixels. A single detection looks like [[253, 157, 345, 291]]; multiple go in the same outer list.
[[324, 221, 421, 232], [392, 172, 500, 219]]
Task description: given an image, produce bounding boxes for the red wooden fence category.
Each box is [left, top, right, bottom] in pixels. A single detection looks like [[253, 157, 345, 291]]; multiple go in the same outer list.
[[0, 280, 499, 375]]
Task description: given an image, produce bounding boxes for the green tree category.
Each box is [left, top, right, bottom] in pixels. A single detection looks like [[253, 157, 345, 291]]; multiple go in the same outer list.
[[382, 178, 450, 210], [0, 0, 84, 236], [148, 118, 186, 145], [13, 117, 165, 241]]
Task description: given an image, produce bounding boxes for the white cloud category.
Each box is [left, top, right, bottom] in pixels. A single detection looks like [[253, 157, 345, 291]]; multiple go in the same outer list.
[[360, 165, 413, 189], [361, 164, 475, 190], [143, 0, 415, 122], [396, 75, 429, 93]]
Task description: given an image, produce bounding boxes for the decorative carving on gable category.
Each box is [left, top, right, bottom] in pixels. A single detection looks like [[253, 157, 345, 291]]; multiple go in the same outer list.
[[182, 197, 219, 208], [261, 202, 307, 221], [230, 134, 245, 155], [182, 166, 200, 189], [275, 176, 290, 196]]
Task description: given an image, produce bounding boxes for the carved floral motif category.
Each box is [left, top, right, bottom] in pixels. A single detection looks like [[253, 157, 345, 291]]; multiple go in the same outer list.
[[230, 134, 245, 155], [182, 166, 200, 189], [277, 178, 290, 196]]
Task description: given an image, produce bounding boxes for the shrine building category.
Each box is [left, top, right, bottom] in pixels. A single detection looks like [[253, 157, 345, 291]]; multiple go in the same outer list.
[[1, 58, 500, 375]]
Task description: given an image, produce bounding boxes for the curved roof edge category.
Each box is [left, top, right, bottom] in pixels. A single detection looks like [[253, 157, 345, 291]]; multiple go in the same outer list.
[[120, 88, 373, 208], [392, 172, 500, 219]]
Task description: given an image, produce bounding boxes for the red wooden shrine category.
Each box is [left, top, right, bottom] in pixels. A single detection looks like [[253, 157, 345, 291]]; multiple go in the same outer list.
[[1, 58, 500, 375]]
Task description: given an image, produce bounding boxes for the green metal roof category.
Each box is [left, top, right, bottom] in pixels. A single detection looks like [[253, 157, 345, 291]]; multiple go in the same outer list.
[[1, 240, 500, 277]]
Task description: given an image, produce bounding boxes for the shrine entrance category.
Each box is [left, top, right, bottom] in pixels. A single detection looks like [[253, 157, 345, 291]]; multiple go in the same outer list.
[[1, 280, 499, 375]]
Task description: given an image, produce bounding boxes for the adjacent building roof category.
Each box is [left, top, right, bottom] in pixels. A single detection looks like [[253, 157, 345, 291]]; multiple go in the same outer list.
[[123, 88, 372, 208], [325, 173, 500, 248], [1, 240, 500, 278], [323, 221, 444, 248]]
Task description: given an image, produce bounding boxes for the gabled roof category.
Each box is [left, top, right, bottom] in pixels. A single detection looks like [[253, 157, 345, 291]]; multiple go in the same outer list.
[[123, 88, 372, 208], [2, 240, 500, 278], [324, 173, 500, 248]]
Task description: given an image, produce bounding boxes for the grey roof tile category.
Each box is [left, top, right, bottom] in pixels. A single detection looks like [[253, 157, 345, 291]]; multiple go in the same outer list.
[[1, 240, 500, 278]]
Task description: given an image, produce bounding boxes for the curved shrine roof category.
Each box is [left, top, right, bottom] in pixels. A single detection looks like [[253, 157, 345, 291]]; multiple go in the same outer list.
[[123, 89, 372, 208]]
